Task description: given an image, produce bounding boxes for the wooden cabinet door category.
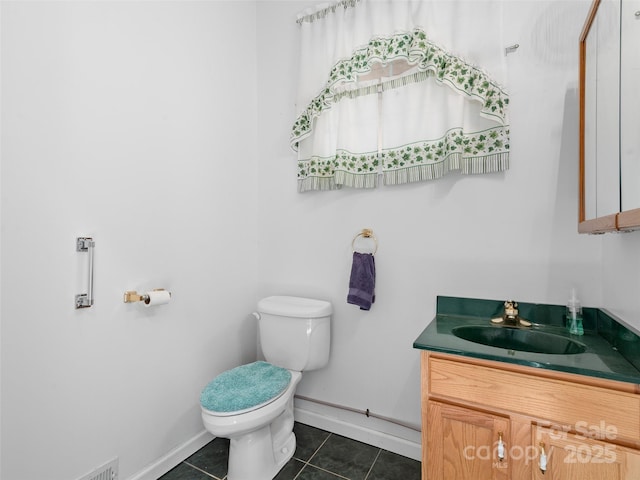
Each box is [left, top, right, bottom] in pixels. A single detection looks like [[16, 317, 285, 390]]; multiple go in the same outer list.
[[427, 401, 510, 480], [533, 426, 640, 480]]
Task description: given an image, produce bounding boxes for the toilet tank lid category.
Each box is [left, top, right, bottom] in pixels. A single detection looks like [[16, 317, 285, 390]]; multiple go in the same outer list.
[[258, 296, 332, 318]]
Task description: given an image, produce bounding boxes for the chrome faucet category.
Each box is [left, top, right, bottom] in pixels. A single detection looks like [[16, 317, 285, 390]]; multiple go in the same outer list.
[[491, 300, 531, 327]]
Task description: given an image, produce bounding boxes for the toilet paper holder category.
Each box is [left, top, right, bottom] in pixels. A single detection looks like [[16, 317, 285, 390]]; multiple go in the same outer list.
[[123, 288, 170, 304]]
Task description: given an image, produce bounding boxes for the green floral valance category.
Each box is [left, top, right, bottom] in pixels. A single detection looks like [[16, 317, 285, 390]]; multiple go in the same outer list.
[[290, 28, 509, 152], [298, 126, 510, 192]]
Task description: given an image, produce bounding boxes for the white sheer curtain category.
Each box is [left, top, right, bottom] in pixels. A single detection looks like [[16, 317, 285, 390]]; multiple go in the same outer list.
[[291, 0, 510, 192]]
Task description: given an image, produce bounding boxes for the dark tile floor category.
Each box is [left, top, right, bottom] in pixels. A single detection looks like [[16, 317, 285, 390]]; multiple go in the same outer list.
[[159, 422, 421, 480]]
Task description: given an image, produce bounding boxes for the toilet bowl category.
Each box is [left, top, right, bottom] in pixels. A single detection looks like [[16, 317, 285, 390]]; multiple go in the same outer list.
[[201, 368, 301, 480], [200, 296, 332, 480]]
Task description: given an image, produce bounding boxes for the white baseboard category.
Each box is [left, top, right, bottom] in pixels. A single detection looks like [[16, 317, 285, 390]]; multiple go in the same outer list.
[[294, 401, 422, 461], [127, 404, 421, 480], [126, 430, 214, 480]]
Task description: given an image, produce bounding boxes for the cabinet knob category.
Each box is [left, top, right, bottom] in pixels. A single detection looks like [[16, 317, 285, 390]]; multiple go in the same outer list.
[[497, 432, 505, 461], [539, 442, 547, 473]]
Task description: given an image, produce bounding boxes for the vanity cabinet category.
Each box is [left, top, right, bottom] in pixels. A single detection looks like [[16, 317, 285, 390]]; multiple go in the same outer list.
[[533, 426, 640, 479], [426, 401, 510, 479], [421, 351, 640, 479]]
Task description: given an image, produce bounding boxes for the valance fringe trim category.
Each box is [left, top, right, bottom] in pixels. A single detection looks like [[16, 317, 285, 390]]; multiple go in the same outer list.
[[291, 28, 509, 151], [297, 172, 378, 193], [298, 151, 509, 192], [335, 170, 378, 189], [460, 152, 510, 175], [333, 70, 435, 102], [383, 152, 509, 186], [296, 0, 361, 25], [297, 176, 339, 192]]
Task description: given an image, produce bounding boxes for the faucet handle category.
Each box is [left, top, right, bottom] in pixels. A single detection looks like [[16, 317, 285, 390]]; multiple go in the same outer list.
[[504, 300, 518, 318]]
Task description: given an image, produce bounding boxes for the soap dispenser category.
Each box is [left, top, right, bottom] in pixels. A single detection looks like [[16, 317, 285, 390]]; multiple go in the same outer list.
[[566, 288, 584, 336]]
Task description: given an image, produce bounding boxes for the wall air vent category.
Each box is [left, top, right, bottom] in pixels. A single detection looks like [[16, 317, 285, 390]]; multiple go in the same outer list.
[[76, 458, 118, 480]]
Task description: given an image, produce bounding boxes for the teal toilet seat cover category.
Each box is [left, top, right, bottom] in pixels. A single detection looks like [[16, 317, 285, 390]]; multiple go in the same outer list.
[[200, 361, 292, 413]]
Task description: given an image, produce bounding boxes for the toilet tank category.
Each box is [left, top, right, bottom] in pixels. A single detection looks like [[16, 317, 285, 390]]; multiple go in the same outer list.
[[257, 296, 332, 372]]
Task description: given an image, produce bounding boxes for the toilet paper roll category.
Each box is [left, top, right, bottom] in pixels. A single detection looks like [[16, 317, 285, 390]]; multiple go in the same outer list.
[[144, 289, 171, 307]]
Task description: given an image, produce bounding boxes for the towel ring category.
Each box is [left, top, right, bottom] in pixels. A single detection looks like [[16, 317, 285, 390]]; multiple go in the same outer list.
[[352, 229, 378, 254]]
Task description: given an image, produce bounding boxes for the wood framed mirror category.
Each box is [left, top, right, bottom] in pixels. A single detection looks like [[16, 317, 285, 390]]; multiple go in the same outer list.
[[579, 0, 640, 233]]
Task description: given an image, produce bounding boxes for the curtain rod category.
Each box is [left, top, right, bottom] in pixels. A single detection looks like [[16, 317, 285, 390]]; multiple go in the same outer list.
[[296, 0, 361, 25]]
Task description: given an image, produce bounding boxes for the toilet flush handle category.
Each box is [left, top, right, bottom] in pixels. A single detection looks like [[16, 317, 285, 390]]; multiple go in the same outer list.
[[252, 312, 261, 320]]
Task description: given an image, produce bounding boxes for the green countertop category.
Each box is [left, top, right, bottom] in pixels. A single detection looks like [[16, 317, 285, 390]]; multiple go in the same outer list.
[[413, 296, 640, 385]]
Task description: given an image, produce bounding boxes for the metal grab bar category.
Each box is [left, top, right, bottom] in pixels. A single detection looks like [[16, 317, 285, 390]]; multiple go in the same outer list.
[[75, 237, 95, 309]]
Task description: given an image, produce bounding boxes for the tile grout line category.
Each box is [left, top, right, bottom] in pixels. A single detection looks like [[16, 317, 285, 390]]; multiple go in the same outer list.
[[168, 428, 419, 480], [292, 432, 333, 480], [301, 463, 352, 480], [183, 460, 222, 480], [307, 432, 332, 464], [363, 449, 383, 480], [159, 425, 421, 480]]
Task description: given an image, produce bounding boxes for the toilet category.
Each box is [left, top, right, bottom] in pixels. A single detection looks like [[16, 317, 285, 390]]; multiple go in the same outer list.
[[200, 296, 332, 480]]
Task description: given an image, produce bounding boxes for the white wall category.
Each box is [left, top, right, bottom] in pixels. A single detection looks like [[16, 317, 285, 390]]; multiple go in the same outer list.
[[4, 0, 637, 479], [256, 0, 602, 451], [1, 2, 259, 479]]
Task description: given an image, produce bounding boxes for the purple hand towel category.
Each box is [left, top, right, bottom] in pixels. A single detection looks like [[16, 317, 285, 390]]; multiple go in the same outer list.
[[347, 252, 376, 310]]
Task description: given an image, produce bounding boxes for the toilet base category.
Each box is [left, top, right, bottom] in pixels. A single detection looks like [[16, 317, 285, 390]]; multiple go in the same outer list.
[[227, 427, 295, 480]]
